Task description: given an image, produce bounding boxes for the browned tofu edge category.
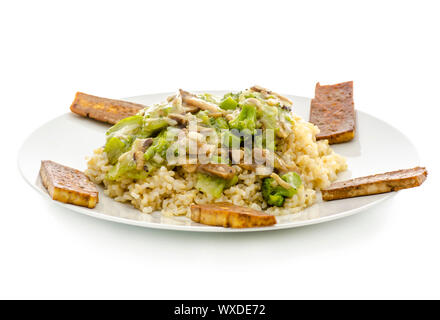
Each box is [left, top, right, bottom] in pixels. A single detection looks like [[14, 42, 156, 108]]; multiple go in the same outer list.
[[40, 160, 99, 208], [316, 128, 356, 144], [70, 92, 145, 124], [310, 81, 356, 144], [322, 167, 428, 201], [190, 203, 276, 228]]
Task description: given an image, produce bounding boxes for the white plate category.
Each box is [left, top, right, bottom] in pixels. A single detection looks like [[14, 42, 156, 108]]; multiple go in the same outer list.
[[18, 91, 420, 232]]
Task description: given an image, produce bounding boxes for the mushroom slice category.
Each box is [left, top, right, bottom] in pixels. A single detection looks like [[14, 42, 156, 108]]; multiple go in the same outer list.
[[132, 138, 153, 170], [168, 113, 188, 125], [191, 203, 276, 228], [197, 163, 236, 180], [237, 163, 273, 176], [182, 164, 198, 173], [255, 165, 273, 176], [180, 89, 224, 113], [133, 151, 145, 170], [250, 85, 293, 106], [253, 148, 297, 173], [270, 172, 292, 190], [183, 105, 200, 113], [238, 163, 256, 171]]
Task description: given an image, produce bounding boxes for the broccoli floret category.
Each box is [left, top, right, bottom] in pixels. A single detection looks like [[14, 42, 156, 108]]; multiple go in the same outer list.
[[210, 117, 229, 131], [258, 104, 278, 131], [196, 110, 211, 126], [225, 175, 238, 188], [262, 178, 285, 206], [228, 103, 257, 133], [143, 128, 177, 165], [196, 172, 238, 199], [195, 173, 227, 199], [105, 115, 170, 165], [262, 172, 302, 207], [219, 96, 238, 110]]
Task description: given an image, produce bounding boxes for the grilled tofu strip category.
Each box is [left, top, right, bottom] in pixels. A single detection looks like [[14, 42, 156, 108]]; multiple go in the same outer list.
[[70, 92, 145, 124], [322, 167, 427, 201], [309, 81, 356, 144], [191, 203, 276, 228], [40, 160, 99, 208]]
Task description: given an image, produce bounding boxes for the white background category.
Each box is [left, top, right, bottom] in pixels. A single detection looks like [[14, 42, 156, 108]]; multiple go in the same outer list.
[[1, 0, 439, 299]]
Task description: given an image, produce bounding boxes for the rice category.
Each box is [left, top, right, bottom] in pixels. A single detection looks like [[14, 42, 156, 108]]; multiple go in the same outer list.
[[85, 116, 347, 217]]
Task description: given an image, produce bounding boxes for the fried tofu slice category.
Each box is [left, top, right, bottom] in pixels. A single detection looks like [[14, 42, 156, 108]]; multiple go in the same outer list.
[[40, 160, 99, 208], [322, 167, 427, 201], [70, 92, 145, 125], [309, 81, 356, 144], [191, 203, 276, 228]]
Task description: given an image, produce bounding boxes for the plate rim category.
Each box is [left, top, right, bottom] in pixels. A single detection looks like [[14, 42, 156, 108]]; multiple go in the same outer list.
[[18, 91, 419, 232]]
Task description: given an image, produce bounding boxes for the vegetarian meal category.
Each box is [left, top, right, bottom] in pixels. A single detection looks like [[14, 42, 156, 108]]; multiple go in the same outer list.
[[37, 81, 428, 228], [84, 86, 347, 219]]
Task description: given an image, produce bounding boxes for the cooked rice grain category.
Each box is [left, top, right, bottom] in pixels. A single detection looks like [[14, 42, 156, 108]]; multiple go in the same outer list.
[[85, 118, 346, 216]]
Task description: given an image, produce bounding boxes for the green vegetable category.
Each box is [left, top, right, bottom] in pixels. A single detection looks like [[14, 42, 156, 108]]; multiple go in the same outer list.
[[225, 175, 238, 188], [195, 172, 238, 198], [104, 137, 129, 165], [281, 172, 302, 197], [196, 110, 211, 126], [229, 103, 257, 133], [219, 96, 238, 110], [106, 115, 168, 144], [210, 154, 229, 165], [210, 117, 229, 131], [143, 128, 178, 165], [258, 104, 278, 131], [262, 178, 286, 207], [200, 93, 220, 104], [106, 115, 144, 139], [254, 128, 276, 152], [142, 118, 169, 137], [221, 130, 241, 148], [106, 151, 148, 181], [262, 172, 302, 207], [195, 173, 227, 199], [223, 92, 240, 100]]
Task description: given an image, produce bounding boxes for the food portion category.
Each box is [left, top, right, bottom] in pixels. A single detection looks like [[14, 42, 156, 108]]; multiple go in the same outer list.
[[322, 167, 427, 201], [191, 203, 276, 228], [309, 81, 356, 144], [36, 83, 428, 229], [70, 92, 145, 124], [85, 86, 347, 223], [40, 160, 99, 208]]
